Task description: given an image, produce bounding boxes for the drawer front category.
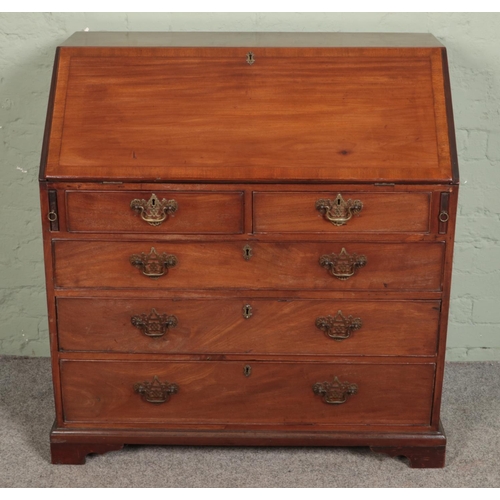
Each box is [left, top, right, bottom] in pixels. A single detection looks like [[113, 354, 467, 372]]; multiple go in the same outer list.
[[61, 360, 435, 426], [57, 298, 440, 356], [254, 191, 430, 233], [54, 241, 444, 291], [65, 191, 244, 233]]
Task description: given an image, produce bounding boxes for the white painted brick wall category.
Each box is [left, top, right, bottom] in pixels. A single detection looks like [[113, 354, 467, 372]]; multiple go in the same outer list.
[[1, 12, 499, 360]]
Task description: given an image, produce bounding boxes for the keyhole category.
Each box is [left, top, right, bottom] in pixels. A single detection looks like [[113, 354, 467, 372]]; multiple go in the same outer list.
[[243, 304, 253, 319], [246, 51, 255, 65], [243, 365, 252, 377], [336, 197, 341, 205], [151, 198, 156, 206], [243, 245, 252, 260]]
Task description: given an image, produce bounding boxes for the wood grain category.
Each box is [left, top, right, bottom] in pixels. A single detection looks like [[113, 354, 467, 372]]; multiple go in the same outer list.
[[53, 240, 445, 291], [65, 190, 244, 234], [60, 360, 435, 426], [254, 191, 431, 233], [56, 298, 440, 356], [43, 49, 453, 183]]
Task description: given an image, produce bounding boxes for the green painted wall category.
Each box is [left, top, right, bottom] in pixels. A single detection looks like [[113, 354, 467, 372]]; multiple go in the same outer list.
[[1, 12, 499, 360]]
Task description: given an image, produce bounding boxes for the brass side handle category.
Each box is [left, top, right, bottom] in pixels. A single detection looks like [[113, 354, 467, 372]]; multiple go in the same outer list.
[[131, 308, 178, 338], [319, 247, 367, 280], [134, 376, 179, 404], [439, 211, 449, 223], [315, 194, 363, 226], [130, 247, 177, 278], [130, 193, 178, 226], [315, 310, 362, 341], [313, 376, 358, 405]]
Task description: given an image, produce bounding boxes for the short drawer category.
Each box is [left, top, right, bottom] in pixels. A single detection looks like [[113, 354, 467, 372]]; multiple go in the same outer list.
[[53, 241, 445, 291], [57, 298, 440, 356], [60, 360, 435, 426], [65, 191, 244, 233], [253, 191, 431, 233]]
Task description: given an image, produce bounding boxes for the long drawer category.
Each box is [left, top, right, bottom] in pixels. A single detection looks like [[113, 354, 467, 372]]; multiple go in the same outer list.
[[53, 241, 444, 290], [57, 298, 440, 356], [60, 360, 435, 426]]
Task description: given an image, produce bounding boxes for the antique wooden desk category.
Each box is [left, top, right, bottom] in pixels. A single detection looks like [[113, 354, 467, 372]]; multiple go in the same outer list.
[[39, 32, 458, 467]]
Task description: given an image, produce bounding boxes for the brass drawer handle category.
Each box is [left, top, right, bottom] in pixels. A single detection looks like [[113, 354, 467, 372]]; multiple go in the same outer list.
[[131, 308, 178, 337], [315, 310, 362, 341], [130, 247, 178, 278], [319, 247, 367, 280], [313, 376, 358, 405], [134, 376, 179, 404], [130, 193, 178, 226], [315, 194, 363, 226]]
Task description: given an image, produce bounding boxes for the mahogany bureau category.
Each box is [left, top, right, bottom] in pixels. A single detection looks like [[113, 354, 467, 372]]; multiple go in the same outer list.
[[39, 32, 459, 467]]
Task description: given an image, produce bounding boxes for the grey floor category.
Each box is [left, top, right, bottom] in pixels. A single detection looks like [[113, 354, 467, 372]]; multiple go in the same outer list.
[[0, 357, 499, 487]]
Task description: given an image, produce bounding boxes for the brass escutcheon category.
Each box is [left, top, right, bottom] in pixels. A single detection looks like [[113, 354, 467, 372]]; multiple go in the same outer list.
[[129, 247, 178, 278], [246, 51, 255, 65], [319, 247, 367, 280], [134, 376, 179, 404], [242, 304, 253, 319], [313, 376, 358, 405], [315, 310, 362, 341], [243, 365, 252, 377], [130, 193, 178, 226], [131, 308, 178, 338], [315, 194, 363, 226], [243, 244, 253, 261]]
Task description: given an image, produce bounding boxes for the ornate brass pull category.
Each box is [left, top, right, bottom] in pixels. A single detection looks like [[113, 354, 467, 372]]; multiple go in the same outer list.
[[315, 194, 363, 226], [130, 247, 178, 278], [134, 376, 179, 404], [131, 308, 178, 337], [313, 376, 358, 405], [319, 247, 367, 280], [130, 194, 178, 226], [315, 310, 362, 341]]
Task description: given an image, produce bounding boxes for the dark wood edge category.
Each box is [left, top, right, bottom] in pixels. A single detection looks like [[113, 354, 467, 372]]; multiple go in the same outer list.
[[370, 445, 446, 468], [43, 177, 457, 185], [50, 420, 446, 448], [430, 186, 459, 428], [40, 185, 64, 427], [49, 420, 446, 466], [39, 47, 60, 182], [441, 48, 460, 185]]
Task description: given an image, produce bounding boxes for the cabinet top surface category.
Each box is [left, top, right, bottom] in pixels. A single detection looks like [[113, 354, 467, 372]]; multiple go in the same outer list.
[[61, 31, 445, 48]]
